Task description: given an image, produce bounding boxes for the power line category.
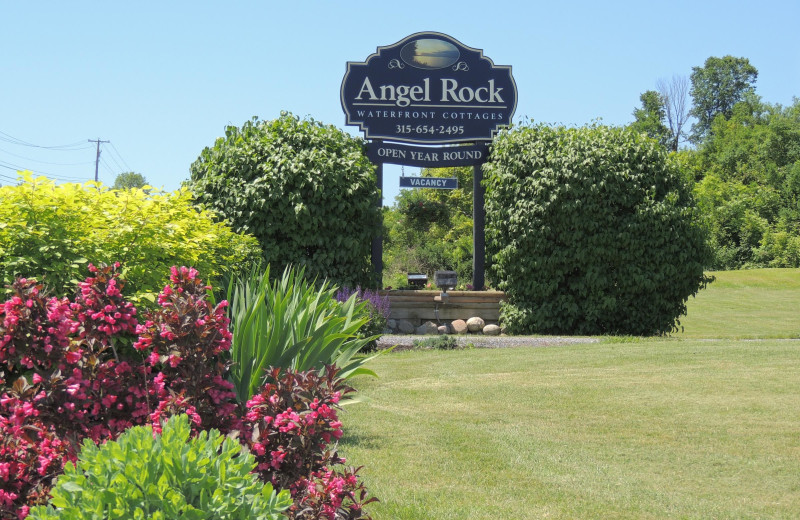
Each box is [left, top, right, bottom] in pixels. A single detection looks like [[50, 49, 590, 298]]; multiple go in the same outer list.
[[108, 142, 132, 172], [104, 148, 126, 173], [0, 146, 94, 166], [0, 131, 92, 150], [0, 131, 89, 152], [100, 156, 119, 181], [0, 160, 88, 182]]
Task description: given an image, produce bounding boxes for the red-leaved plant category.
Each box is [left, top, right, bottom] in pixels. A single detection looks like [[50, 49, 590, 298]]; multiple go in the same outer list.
[[0, 264, 375, 520], [244, 366, 376, 519], [133, 266, 240, 435], [0, 265, 150, 517]]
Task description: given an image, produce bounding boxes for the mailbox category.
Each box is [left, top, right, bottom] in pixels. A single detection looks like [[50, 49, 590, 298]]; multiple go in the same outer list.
[[407, 273, 428, 287], [434, 270, 457, 291]]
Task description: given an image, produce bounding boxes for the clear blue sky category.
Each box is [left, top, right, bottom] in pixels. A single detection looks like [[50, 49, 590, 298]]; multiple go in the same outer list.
[[3, 1, 798, 205]]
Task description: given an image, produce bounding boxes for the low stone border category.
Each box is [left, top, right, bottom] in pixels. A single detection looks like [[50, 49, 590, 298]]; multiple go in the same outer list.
[[388, 316, 502, 336], [377, 334, 600, 350]]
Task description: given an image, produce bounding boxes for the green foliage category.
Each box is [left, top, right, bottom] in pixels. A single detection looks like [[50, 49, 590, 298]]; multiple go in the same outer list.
[[112, 171, 149, 190], [397, 190, 449, 227], [29, 414, 292, 520], [485, 123, 713, 335], [383, 167, 474, 288], [629, 90, 671, 148], [0, 173, 261, 306], [188, 113, 381, 288], [690, 97, 800, 268], [689, 55, 758, 143], [222, 264, 380, 402], [411, 335, 461, 350]]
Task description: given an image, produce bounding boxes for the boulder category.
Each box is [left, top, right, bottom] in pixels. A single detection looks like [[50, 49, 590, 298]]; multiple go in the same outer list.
[[387, 319, 397, 331], [466, 316, 485, 333], [483, 324, 501, 336], [437, 325, 449, 335], [416, 321, 439, 335], [450, 319, 468, 335], [397, 319, 415, 334]]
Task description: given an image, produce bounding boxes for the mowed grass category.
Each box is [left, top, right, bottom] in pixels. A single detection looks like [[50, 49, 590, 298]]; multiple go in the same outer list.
[[339, 269, 800, 519], [678, 268, 800, 338]]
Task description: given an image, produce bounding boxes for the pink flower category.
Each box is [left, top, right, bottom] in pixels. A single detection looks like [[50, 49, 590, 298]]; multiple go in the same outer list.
[[0, 489, 18, 507]]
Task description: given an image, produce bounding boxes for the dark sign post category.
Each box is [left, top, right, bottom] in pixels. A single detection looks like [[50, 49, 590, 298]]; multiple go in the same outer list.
[[342, 32, 516, 289]]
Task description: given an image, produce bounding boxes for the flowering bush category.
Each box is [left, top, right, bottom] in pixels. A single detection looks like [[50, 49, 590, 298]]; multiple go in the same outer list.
[[0, 265, 150, 517], [293, 466, 375, 520], [1, 264, 376, 519], [0, 264, 238, 516], [134, 265, 240, 434], [243, 366, 375, 519], [0, 397, 73, 520]]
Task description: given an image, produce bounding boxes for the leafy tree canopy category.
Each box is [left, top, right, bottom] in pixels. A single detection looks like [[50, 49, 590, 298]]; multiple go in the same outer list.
[[689, 96, 800, 268], [112, 171, 148, 189], [690, 55, 758, 143], [630, 90, 671, 149]]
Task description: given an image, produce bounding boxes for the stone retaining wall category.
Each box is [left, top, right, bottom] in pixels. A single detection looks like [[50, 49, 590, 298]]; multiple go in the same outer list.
[[379, 290, 506, 335]]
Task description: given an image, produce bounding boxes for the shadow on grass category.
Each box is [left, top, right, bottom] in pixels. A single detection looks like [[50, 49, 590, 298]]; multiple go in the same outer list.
[[337, 429, 383, 450]]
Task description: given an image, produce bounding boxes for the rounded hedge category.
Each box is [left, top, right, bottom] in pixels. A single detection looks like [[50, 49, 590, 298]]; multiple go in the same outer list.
[[188, 113, 381, 288], [484, 124, 713, 335], [0, 173, 261, 306]]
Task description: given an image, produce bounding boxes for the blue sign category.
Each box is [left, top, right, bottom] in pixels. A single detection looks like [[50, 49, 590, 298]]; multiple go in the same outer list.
[[341, 32, 517, 144], [367, 141, 488, 167], [399, 176, 459, 190]]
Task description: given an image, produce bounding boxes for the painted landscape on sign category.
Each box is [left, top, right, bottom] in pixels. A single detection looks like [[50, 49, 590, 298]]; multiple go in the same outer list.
[[400, 38, 459, 69]]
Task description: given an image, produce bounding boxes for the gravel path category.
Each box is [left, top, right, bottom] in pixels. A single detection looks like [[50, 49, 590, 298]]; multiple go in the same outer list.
[[377, 334, 599, 350]]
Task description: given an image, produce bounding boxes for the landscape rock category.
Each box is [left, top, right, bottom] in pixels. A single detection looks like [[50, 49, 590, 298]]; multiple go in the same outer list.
[[466, 316, 485, 332], [397, 319, 415, 334], [387, 319, 397, 330], [450, 319, 468, 334], [483, 324, 501, 336], [416, 321, 439, 335], [437, 325, 449, 335]]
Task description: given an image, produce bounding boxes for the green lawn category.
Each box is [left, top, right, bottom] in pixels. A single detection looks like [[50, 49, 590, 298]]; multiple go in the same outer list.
[[339, 269, 800, 519], [677, 268, 800, 338]]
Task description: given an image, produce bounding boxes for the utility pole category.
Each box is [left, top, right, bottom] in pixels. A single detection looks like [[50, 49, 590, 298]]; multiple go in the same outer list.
[[88, 138, 109, 182]]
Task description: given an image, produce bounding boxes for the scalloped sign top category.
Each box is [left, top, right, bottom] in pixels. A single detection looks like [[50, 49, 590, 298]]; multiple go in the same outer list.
[[341, 32, 517, 144]]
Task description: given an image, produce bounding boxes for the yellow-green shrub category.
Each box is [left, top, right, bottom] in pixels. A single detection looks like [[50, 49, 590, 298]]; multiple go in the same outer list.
[[0, 172, 261, 305]]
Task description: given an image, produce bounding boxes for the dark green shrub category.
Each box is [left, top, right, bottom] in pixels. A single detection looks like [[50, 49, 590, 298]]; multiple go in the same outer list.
[[29, 414, 292, 520], [188, 113, 381, 288], [485, 124, 713, 335]]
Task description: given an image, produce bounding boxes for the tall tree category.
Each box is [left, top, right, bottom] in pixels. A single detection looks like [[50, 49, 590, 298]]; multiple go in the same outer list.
[[689, 56, 758, 143], [630, 90, 671, 148], [657, 75, 690, 151], [112, 171, 148, 189]]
